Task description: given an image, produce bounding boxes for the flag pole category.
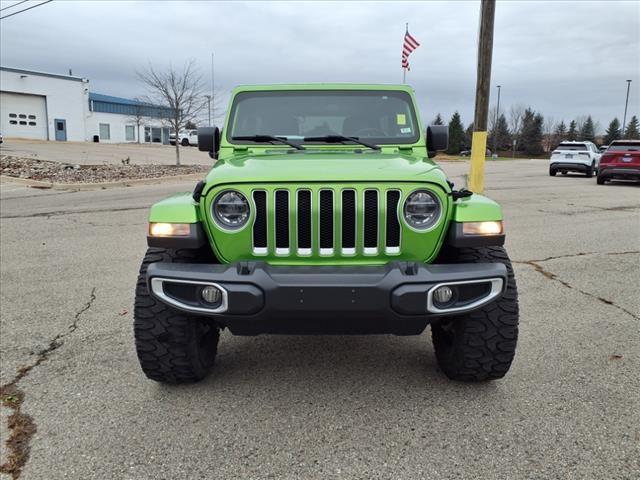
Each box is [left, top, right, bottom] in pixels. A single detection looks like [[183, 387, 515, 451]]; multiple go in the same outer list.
[[403, 23, 408, 84]]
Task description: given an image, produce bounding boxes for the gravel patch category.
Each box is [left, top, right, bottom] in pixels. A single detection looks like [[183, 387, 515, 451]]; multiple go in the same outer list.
[[1, 156, 209, 184]]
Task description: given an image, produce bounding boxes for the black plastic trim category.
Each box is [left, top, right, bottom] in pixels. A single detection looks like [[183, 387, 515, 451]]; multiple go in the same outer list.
[[446, 222, 505, 247], [147, 223, 207, 249]]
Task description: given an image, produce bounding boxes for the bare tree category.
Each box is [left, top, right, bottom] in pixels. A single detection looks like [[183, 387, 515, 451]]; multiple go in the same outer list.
[[127, 98, 148, 144], [509, 104, 526, 157], [542, 116, 556, 152], [137, 60, 206, 166]]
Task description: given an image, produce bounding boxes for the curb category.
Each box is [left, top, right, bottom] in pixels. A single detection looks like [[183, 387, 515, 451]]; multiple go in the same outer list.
[[0, 173, 204, 191]]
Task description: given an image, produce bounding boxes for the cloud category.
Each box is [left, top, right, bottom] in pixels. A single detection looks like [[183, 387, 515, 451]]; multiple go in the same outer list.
[[1, 0, 638, 131]]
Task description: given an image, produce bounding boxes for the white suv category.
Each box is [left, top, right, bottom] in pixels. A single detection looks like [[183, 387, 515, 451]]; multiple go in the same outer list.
[[549, 141, 601, 177], [169, 130, 198, 147]]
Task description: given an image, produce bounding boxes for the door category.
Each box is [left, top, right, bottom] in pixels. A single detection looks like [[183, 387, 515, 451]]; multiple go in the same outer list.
[[0, 92, 48, 140], [54, 119, 67, 141]]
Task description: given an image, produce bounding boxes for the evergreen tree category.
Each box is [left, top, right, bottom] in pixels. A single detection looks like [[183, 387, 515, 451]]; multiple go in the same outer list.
[[464, 123, 474, 150], [567, 120, 578, 141], [493, 113, 511, 150], [446, 112, 465, 154], [579, 116, 595, 142], [432, 113, 444, 125], [520, 108, 544, 155], [553, 121, 567, 149], [603, 118, 621, 145], [624, 115, 640, 139]]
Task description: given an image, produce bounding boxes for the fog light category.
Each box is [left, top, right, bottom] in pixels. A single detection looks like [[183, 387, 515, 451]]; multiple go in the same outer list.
[[433, 286, 454, 305], [200, 285, 222, 305]]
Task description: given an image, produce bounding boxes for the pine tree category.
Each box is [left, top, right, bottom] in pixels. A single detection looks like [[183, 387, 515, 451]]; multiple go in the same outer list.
[[579, 116, 595, 142], [494, 113, 511, 150], [446, 112, 465, 154], [567, 120, 578, 141], [432, 113, 444, 125], [624, 115, 640, 139], [603, 118, 621, 145], [553, 121, 567, 148], [465, 123, 474, 150], [520, 108, 544, 155]]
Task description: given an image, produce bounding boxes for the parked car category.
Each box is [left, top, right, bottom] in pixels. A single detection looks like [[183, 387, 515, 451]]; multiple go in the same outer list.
[[597, 140, 640, 184], [549, 141, 601, 177], [599, 145, 608, 153], [135, 83, 519, 384], [460, 148, 492, 156], [0, 133, 3, 144], [169, 130, 198, 146]]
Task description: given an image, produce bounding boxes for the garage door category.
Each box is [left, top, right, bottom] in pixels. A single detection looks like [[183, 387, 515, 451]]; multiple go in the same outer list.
[[0, 92, 48, 140]]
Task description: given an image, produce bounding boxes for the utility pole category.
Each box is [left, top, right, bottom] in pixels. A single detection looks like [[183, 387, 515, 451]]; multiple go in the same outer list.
[[205, 95, 212, 126], [622, 79, 632, 137], [493, 84, 501, 155], [468, 0, 496, 193]]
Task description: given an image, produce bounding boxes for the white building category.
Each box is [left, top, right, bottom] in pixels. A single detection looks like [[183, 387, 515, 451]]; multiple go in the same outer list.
[[0, 66, 172, 143]]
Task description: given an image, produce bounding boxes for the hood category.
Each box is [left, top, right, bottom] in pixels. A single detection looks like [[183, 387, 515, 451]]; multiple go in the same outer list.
[[204, 151, 449, 187]]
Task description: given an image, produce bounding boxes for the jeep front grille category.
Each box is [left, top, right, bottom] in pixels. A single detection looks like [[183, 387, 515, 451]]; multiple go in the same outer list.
[[251, 187, 402, 257]]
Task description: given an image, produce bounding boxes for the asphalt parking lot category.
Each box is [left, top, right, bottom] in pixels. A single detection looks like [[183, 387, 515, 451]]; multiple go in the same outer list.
[[1, 159, 638, 479]]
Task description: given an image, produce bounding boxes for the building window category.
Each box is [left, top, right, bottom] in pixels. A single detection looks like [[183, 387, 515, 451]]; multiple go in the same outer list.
[[99, 123, 111, 140], [144, 127, 151, 143], [125, 125, 135, 141]]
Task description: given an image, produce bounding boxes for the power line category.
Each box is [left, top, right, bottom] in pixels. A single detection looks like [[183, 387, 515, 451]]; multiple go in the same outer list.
[[0, 0, 29, 12], [0, 0, 53, 20]]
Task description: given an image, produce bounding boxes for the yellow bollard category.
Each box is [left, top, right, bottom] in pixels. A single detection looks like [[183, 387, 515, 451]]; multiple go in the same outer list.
[[468, 131, 488, 193]]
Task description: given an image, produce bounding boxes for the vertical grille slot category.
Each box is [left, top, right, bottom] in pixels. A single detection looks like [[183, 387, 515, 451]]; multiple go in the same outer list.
[[252, 191, 267, 254], [297, 190, 312, 254], [319, 190, 334, 254], [386, 190, 401, 253], [363, 190, 378, 253], [341, 190, 356, 254], [275, 190, 289, 254]]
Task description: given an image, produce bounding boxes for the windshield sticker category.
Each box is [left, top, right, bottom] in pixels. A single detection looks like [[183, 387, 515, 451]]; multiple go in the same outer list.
[[396, 114, 407, 125], [400, 127, 412, 134]]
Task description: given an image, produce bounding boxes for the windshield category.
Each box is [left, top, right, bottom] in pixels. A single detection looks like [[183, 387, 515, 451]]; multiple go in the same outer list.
[[227, 90, 420, 145]]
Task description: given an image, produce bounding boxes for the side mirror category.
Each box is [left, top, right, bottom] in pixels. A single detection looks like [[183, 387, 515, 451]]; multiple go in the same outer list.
[[198, 126, 221, 159], [426, 125, 449, 157]]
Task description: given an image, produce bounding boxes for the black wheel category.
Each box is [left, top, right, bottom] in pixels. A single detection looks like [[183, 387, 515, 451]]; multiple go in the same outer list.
[[181, 138, 190, 147], [431, 246, 519, 382], [586, 162, 594, 178], [134, 247, 220, 383], [597, 175, 606, 185], [549, 168, 556, 176]]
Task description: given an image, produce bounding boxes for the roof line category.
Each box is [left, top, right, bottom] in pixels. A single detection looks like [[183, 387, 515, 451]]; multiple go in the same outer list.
[[0, 66, 86, 82]]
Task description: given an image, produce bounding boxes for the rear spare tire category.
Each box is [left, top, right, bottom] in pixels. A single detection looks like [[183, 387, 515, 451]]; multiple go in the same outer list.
[[431, 246, 519, 382]]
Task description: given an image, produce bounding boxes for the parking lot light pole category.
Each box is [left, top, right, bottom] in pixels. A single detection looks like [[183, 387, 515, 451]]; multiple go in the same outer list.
[[469, 0, 496, 193], [205, 95, 212, 126], [622, 79, 632, 138], [493, 84, 501, 155]]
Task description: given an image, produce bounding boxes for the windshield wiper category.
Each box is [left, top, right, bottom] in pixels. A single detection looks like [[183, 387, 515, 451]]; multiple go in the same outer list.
[[232, 135, 305, 150], [303, 135, 380, 151]]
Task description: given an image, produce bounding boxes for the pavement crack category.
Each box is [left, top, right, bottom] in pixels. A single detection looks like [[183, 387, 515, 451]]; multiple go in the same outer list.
[[0, 287, 97, 479], [516, 260, 639, 321], [1, 206, 148, 219]]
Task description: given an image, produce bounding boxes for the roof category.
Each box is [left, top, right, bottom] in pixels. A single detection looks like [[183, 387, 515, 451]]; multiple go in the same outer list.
[[231, 83, 415, 93], [0, 66, 86, 82], [89, 92, 149, 106]]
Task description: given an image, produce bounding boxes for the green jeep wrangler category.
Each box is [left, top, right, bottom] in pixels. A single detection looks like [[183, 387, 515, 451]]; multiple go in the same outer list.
[[134, 84, 518, 383]]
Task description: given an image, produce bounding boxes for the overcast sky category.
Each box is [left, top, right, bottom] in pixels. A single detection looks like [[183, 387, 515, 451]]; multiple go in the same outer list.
[[1, 0, 638, 132]]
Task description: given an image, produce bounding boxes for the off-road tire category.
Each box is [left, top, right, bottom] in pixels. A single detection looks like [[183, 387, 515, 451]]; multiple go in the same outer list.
[[549, 168, 556, 176], [181, 138, 190, 147], [431, 246, 519, 382], [134, 247, 220, 383], [597, 175, 606, 185]]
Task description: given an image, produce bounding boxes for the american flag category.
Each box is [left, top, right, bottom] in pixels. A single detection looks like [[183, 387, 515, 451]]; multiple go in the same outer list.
[[402, 29, 420, 70]]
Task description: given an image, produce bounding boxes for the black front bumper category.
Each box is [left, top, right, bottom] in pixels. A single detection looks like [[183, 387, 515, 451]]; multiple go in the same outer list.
[[146, 261, 507, 335]]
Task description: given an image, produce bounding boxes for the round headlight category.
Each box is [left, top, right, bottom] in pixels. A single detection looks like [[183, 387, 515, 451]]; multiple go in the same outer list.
[[213, 190, 250, 229], [403, 190, 441, 230]]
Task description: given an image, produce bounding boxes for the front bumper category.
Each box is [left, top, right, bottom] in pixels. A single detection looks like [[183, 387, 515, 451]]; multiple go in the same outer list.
[[146, 261, 507, 335], [599, 166, 640, 180]]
